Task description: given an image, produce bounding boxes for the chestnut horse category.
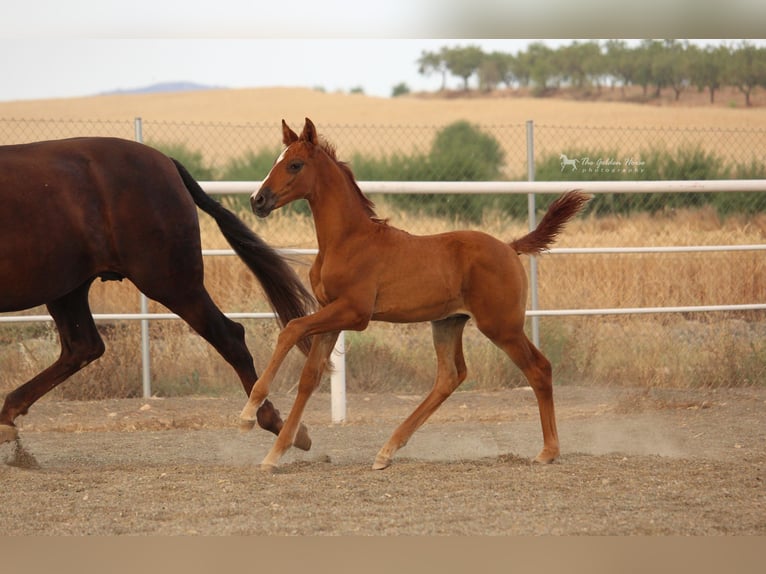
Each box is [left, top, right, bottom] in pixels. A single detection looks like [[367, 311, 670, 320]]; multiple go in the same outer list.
[[0, 137, 315, 447], [239, 118, 590, 470]]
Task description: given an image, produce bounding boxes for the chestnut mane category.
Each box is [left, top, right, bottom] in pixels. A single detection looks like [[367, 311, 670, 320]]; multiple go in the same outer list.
[[316, 136, 387, 224]]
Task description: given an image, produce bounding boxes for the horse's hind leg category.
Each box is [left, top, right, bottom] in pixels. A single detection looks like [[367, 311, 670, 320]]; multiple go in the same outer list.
[[0, 282, 105, 442], [483, 327, 559, 463], [373, 315, 469, 470], [152, 287, 310, 450]]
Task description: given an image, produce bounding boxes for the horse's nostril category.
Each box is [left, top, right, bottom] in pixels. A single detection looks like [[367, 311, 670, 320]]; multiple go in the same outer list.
[[255, 193, 265, 206]]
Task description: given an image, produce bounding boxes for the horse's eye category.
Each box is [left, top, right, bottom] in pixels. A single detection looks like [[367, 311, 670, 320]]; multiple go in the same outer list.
[[287, 160, 304, 174]]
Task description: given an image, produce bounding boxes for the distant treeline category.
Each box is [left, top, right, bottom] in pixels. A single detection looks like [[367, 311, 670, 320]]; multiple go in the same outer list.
[[413, 40, 766, 106]]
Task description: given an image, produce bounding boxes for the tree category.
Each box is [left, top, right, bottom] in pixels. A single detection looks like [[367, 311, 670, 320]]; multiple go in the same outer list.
[[604, 39, 636, 95], [478, 51, 513, 91], [511, 49, 532, 87], [526, 42, 557, 93], [442, 45, 485, 91], [648, 40, 676, 98], [391, 82, 410, 97], [662, 40, 691, 101], [557, 41, 604, 89], [728, 41, 766, 107], [633, 40, 659, 96], [417, 48, 449, 91], [690, 44, 729, 103], [580, 41, 607, 92], [494, 52, 518, 88]]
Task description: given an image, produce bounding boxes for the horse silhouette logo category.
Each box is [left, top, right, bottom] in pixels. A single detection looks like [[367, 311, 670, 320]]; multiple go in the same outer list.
[[560, 153, 579, 171]]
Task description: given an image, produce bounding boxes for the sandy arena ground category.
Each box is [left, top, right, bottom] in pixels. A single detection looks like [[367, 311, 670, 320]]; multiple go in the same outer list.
[[1, 386, 763, 535]]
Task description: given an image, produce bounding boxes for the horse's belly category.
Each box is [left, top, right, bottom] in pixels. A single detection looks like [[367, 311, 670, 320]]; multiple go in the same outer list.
[[371, 290, 466, 324], [0, 248, 93, 312]]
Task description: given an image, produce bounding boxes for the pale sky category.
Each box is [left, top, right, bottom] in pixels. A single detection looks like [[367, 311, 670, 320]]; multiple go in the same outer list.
[[1, 1, 762, 102], [0, 39, 552, 102]]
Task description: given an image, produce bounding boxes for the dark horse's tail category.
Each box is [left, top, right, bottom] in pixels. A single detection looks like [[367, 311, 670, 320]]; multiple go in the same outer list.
[[172, 159, 316, 354], [510, 190, 590, 255]]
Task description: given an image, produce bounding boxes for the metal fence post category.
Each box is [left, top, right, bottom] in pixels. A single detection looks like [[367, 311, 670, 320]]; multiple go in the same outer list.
[[526, 120, 540, 348], [134, 117, 153, 398]]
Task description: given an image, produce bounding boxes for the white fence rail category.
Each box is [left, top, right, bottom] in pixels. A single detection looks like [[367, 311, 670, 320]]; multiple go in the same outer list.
[[3, 180, 765, 424]]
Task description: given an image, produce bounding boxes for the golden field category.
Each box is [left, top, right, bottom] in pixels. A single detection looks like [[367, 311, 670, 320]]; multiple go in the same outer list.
[[1, 88, 765, 397], [2, 86, 766, 163], [3, 86, 765, 127]]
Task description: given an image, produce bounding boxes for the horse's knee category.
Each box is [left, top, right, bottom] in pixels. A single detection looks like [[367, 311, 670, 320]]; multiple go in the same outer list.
[[65, 336, 105, 368]]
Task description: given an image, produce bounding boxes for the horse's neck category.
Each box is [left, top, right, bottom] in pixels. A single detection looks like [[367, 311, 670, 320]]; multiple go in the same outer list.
[[310, 167, 372, 252]]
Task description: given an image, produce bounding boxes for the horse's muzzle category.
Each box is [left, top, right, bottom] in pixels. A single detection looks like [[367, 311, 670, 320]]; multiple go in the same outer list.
[[251, 187, 276, 217]]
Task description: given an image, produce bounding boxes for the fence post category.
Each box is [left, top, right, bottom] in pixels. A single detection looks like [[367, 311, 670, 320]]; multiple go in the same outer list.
[[526, 120, 540, 348], [330, 332, 347, 423], [134, 117, 153, 398]]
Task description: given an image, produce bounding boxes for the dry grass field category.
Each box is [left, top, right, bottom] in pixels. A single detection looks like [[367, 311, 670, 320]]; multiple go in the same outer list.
[[1, 87, 765, 398], [2, 85, 766, 162], [3, 85, 765, 127]]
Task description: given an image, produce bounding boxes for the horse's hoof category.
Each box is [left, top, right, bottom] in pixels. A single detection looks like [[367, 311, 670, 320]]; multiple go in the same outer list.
[[239, 418, 256, 433], [293, 423, 312, 451], [372, 454, 391, 470], [533, 449, 559, 464], [0, 424, 19, 444], [259, 462, 278, 473]]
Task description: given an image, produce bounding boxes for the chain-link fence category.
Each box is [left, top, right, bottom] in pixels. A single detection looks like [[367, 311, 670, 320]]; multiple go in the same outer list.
[[2, 117, 764, 229], [5, 118, 763, 171]]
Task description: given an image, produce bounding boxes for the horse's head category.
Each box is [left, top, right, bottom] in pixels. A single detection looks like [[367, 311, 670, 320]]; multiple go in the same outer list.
[[251, 118, 320, 217]]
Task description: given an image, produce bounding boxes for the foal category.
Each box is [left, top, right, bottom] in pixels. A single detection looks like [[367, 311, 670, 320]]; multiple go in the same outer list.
[[241, 118, 589, 470]]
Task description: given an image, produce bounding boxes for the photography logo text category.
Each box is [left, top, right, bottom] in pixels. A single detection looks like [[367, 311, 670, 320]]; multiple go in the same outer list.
[[559, 153, 646, 174]]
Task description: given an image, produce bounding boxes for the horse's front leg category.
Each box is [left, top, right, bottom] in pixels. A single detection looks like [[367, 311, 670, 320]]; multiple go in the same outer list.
[[239, 318, 307, 429], [260, 331, 340, 471], [239, 298, 369, 428]]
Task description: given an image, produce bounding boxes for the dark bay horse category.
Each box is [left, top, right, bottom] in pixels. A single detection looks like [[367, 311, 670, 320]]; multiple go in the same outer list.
[[0, 137, 315, 447], [240, 118, 590, 470]]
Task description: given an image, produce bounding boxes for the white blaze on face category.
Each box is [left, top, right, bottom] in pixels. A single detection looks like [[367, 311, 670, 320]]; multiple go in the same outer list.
[[251, 147, 289, 203]]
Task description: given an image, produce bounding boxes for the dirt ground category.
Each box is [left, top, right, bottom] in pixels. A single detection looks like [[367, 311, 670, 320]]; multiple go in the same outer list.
[[1, 386, 764, 535]]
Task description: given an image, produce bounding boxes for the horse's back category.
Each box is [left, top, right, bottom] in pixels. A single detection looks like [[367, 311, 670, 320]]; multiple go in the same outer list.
[[0, 137, 200, 311], [0, 137, 185, 211]]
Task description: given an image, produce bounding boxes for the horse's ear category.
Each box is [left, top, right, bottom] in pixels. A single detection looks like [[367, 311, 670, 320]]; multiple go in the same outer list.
[[282, 120, 299, 146], [300, 117, 318, 145]]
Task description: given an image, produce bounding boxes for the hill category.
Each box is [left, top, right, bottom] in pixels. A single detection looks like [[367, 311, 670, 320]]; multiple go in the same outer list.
[[99, 81, 222, 96]]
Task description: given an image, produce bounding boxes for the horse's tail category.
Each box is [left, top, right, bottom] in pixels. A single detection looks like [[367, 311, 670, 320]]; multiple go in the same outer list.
[[172, 159, 315, 354], [510, 190, 590, 255]]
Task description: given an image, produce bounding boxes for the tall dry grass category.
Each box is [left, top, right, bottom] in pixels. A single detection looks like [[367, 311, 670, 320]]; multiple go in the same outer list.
[[2, 202, 764, 400]]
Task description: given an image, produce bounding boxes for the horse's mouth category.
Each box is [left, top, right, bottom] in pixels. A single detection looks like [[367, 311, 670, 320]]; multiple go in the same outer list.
[[251, 187, 276, 217]]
